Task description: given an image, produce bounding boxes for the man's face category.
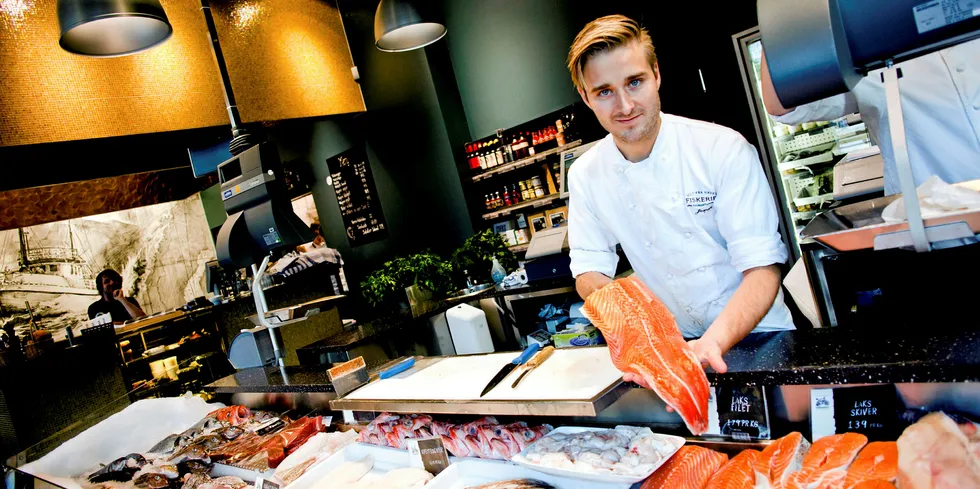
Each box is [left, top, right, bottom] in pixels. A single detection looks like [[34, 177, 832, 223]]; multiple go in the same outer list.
[[579, 42, 662, 145], [101, 275, 118, 301]]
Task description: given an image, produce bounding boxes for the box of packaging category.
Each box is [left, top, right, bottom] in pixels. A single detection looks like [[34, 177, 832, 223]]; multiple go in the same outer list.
[[552, 325, 601, 348]]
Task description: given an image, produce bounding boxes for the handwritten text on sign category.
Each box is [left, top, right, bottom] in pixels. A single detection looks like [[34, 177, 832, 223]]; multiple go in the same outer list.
[[326, 146, 388, 246]]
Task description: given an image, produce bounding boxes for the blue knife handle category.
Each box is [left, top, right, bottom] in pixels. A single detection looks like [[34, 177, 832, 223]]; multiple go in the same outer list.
[[511, 344, 541, 365], [379, 357, 415, 379]]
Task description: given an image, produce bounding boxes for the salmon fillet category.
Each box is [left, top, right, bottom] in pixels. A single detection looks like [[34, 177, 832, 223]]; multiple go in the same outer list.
[[641, 445, 729, 489], [897, 412, 980, 489], [706, 449, 760, 489], [755, 432, 811, 489], [786, 433, 867, 489], [583, 276, 710, 435], [845, 442, 898, 485], [848, 481, 896, 489]]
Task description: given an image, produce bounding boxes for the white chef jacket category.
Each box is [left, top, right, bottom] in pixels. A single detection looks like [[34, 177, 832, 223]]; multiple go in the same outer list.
[[774, 38, 980, 195], [568, 113, 794, 338]]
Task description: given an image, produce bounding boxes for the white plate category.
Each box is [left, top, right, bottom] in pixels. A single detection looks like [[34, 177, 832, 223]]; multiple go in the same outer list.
[[426, 459, 630, 489], [510, 426, 685, 484], [282, 443, 416, 489]]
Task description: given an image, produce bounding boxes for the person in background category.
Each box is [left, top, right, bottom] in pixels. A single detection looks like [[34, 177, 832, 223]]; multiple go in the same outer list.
[[296, 223, 326, 254], [88, 269, 146, 324], [759, 40, 980, 195], [566, 15, 794, 376]]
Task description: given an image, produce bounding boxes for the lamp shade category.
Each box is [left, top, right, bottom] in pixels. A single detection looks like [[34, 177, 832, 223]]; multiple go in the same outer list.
[[58, 0, 173, 57], [374, 0, 446, 52]]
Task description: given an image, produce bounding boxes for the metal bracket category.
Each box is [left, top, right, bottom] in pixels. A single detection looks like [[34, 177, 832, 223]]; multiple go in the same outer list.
[[873, 221, 975, 250], [882, 62, 930, 252]]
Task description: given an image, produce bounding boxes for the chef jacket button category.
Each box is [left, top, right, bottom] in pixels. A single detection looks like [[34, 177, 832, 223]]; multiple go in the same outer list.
[[684, 232, 692, 239], [666, 273, 673, 280], [685, 307, 692, 313], [644, 241, 652, 248], [711, 300, 720, 306], [629, 204, 637, 211], [974, 101, 980, 110], [956, 64, 966, 73], [698, 267, 705, 273], [618, 168, 625, 174]]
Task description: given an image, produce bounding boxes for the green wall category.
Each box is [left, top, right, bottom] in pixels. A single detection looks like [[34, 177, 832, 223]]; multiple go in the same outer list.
[[443, 0, 581, 140]]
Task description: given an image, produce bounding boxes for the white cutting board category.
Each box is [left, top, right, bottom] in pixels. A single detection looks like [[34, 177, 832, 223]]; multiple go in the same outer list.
[[344, 347, 622, 401]]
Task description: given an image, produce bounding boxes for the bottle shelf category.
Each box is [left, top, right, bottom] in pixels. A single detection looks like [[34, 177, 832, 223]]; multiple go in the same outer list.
[[471, 140, 582, 182], [482, 194, 561, 220]]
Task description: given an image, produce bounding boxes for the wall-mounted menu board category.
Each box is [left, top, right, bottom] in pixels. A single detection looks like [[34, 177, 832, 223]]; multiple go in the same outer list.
[[327, 146, 388, 246]]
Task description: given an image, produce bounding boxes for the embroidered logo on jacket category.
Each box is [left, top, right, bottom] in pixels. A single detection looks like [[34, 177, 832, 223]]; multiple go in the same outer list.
[[686, 191, 717, 214]]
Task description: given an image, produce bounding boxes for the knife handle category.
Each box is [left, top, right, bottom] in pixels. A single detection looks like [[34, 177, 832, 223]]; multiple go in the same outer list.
[[511, 343, 541, 365], [526, 346, 555, 368], [379, 357, 415, 379]]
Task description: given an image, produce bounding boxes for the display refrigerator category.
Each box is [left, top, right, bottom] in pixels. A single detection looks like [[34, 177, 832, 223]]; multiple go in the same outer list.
[[732, 27, 876, 261]]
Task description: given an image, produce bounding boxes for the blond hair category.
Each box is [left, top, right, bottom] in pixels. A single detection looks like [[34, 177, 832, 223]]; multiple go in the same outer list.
[[567, 15, 657, 95]]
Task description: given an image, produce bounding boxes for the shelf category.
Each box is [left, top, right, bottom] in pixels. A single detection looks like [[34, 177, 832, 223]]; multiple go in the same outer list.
[[470, 140, 582, 182], [123, 336, 211, 369], [793, 193, 834, 207], [482, 194, 560, 220], [507, 243, 530, 253], [777, 143, 836, 173]]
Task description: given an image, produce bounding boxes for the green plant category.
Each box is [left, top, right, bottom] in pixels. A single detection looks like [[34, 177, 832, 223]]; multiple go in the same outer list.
[[360, 252, 454, 308], [451, 229, 518, 285]]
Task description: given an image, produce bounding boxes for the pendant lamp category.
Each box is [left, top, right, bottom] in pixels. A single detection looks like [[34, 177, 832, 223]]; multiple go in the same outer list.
[[374, 0, 446, 52], [58, 0, 173, 57]]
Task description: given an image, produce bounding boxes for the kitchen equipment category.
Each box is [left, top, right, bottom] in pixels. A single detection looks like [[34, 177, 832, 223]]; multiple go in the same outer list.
[[479, 344, 540, 397], [445, 304, 494, 355], [511, 346, 555, 388], [379, 357, 416, 379]]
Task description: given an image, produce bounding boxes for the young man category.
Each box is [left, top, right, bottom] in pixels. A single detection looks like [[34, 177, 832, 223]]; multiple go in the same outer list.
[[88, 269, 146, 324], [566, 15, 793, 376]]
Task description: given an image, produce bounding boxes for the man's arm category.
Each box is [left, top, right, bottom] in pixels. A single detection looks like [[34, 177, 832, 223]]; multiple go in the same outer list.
[[691, 265, 781, 373], [113, 290, 146, 319], [575, 271, 612, 300], [567, 165, 619, 301]]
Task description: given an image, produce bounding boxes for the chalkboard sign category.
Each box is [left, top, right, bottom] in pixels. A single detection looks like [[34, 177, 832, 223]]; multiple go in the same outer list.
[[811, 385, 902, 441], [326, 146, 388, 246], [716, 386, 770, 440]]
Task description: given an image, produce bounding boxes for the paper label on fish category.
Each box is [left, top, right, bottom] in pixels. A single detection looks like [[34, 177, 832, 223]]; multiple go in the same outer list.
[[406, 437, 450, 475]]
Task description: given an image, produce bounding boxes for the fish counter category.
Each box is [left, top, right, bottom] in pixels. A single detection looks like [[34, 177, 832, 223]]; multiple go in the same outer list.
[[6, 396, 977, 489]]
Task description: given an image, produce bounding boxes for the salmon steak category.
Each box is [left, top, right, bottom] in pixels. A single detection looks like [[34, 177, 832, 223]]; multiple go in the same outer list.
[[844, 442, 898, 486], [786, 433, 867, 489], [705, 449, 760, 489], [755, 432, 811, 489], [641, 445, 729, 489], [583, 276, 710, 435], [848, 481, 896, 489]]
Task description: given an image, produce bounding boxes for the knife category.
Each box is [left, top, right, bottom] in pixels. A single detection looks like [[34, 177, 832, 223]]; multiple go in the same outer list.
[[479, 344, 540, 397], [511, 346, 555, 388]]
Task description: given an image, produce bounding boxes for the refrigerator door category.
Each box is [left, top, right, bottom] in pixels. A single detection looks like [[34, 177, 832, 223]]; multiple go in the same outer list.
[[732, 27, 872, 261]]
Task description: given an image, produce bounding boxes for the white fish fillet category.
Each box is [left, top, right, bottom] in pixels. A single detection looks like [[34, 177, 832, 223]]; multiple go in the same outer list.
[[275, 431, 357, 479], [897, 412, 980, 489], [351, 467, 433, 489], [311, 454, 375, 489]]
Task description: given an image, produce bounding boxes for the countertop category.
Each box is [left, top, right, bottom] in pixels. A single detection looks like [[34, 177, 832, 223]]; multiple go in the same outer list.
[[208, 324, 980, 395], [709, 324, 980, 385]]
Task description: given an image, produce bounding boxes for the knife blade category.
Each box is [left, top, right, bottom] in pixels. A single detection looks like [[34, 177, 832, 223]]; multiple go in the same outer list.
[[479, 344, 540, 397], [511, 346, 555, 388]]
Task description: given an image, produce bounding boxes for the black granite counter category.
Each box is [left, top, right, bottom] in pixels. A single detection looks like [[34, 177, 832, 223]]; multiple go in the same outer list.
[[709, 325, 980, 386], [204, 366, 335, 393]]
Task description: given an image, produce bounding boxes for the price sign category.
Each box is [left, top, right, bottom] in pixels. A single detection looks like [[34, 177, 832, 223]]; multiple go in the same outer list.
[[406, 437, 450, 475], [810, 385, 902, 441], [708, 386, 771, 440], [326, 146, 388, 246]]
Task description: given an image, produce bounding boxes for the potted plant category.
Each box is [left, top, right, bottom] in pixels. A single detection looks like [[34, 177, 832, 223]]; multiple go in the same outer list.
[[360, 252, 454, 311], [451, 229, 518, 286]]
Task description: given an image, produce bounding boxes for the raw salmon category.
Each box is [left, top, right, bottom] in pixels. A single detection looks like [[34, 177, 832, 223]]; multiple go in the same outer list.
[[896, 412, 980, 489], [786, 433, 867, 489], [755, 432, 811, 489], [848, 481, 895, 489], [845, 442, 898, 485], [706, 449, 760, 489], [641, 445, 729, 489], [583, 276, 710, 434]]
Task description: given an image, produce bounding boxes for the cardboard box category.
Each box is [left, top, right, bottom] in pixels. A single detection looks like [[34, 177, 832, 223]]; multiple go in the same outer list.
[[552, 325, 601, 348]]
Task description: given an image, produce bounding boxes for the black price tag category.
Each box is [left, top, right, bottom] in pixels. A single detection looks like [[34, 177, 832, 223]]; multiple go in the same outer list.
[[831, 385, 902, 441], [407, 437, 450, 475], [326, 146, 388, 247], [716, 386, 770, 440]]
